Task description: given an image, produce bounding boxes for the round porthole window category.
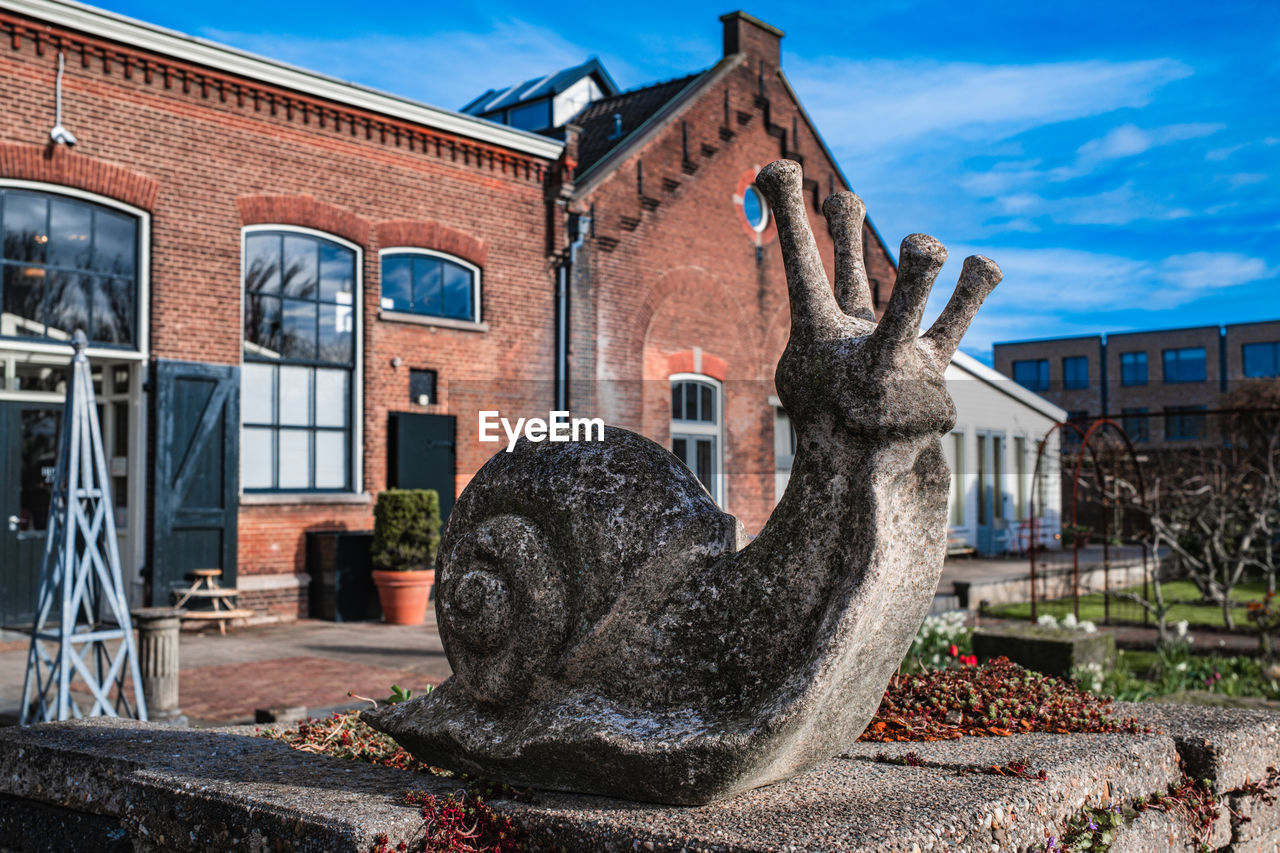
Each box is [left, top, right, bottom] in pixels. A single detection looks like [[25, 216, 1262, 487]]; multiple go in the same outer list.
[[742, 185, 768, 232]]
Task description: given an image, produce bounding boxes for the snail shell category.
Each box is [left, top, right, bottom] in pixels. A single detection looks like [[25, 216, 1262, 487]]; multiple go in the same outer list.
[[436, 514, 565, 705]]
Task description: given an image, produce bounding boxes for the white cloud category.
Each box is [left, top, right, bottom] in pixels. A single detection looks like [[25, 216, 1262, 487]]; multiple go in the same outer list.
[[199, 20, 626, 112], [929, 245, 1269, 316], [1075, 122, 1221, 163], [1053, 184, 1193, 225], [922, 246, 1271, 355], [787, 57, 1191, 159], [1226, 173, 1268, 188], [1042, 122, 1225, 180]]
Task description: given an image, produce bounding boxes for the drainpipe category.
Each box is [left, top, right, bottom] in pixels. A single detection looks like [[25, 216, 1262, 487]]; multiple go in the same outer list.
[[1099, 336, 1109, 418], [555, 211, 590, 411]]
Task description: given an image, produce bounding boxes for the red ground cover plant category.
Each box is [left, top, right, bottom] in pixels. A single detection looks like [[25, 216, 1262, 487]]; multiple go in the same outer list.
[[860, 656, 1149, 742], [371, 792, 523, 853]]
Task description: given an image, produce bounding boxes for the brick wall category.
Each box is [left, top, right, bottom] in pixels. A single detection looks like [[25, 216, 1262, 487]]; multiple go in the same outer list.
[[994, 337, 1105, 418], [573, 14, 898, 533], [0, 10, 557, 617], [1225, 320, 1280, 383]]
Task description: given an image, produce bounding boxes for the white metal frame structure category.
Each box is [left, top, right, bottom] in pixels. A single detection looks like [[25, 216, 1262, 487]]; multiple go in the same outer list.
[[19, 332, 146, 723]]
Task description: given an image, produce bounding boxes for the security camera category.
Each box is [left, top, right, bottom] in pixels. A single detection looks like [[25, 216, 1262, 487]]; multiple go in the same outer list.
[[50, 124, 77, 146]]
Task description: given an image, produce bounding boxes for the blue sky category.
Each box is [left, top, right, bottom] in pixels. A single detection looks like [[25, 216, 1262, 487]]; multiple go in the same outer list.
[[101, 0, 1278, 360]]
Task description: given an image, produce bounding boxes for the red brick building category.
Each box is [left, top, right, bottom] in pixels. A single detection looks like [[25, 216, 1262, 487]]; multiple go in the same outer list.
[[536, 12, 898, 533], [0, 2, 898, 622]]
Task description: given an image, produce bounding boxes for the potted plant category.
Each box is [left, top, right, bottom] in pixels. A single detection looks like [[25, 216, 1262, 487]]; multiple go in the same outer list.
[[370, 489, 442, 625]]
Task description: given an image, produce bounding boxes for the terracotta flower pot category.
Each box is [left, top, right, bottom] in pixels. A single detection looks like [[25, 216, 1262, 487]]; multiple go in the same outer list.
[[372, 568, 435, 625]]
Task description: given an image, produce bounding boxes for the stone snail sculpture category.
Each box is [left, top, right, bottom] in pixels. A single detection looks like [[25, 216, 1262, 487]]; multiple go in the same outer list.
[[365, 159, 1002, 805]]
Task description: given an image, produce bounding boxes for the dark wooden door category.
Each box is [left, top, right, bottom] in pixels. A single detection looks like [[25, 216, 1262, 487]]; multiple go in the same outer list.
[[388, 412, 456, 523], [149, 360, 239, 605], [0, 402, 62, 627]]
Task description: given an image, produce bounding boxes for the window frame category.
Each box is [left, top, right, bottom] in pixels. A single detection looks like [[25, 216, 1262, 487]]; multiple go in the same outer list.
[[1121, 407, 1150, 443], [669, 372, 725, 507], [240, 224, 363, 496], [1164, 405, 1207, 442], [1120, 351, 1148, 387], [1162, 346, 1207, 384], [742, 185, 769, 233], [1061, 355, 1089, 390], [0, 180, 150, 361], [1012, 358, 1049, 392], [378, 247, 482, 327], [1243, 341, 1280, 378]]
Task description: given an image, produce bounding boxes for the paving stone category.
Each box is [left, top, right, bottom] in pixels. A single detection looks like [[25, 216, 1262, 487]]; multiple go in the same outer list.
[[1117, 702, 1280, 792]]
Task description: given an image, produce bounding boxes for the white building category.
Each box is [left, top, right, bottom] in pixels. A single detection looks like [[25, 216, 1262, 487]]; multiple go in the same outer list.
[[944, 351, 1066, 555]]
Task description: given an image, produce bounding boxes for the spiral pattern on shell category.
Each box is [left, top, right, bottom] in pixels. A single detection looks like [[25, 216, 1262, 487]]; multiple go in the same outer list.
[[435, 514, 566, 705]]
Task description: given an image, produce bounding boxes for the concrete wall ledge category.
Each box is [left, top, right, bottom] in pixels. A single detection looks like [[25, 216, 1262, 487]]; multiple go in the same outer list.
[[0, 706, 1277, 852]]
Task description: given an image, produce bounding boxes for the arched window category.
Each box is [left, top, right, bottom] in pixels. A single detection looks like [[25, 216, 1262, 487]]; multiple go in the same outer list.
[[0, 187, 141, 347], [380, 249, 480, 324], [241, 227, 359, 492], [670, 375, 723, 505]]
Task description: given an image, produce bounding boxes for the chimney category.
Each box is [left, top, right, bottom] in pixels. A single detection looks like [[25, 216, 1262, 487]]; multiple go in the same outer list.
[[720, 11, 784, 67]]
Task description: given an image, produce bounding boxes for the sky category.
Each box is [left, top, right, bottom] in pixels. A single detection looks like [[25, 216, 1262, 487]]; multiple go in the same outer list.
[[97, 0, 1279, 361]]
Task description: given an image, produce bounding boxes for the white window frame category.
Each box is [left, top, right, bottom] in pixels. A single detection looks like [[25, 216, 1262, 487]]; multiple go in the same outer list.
[[0, 180, 151, 602], [239, 224, 363, 497], [377, 246, 483, 327], [670, 372, 725, 507], [0, 180, 151, 360], [742, 185, 769, 233]]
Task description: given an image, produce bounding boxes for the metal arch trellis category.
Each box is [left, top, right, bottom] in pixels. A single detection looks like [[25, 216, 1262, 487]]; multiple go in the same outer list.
[[19, 331, 147, 724], [1028, 417, 1150, 623]]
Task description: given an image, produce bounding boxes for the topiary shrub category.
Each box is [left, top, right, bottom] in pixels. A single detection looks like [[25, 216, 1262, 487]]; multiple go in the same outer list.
[[371, 489, 441, 572]]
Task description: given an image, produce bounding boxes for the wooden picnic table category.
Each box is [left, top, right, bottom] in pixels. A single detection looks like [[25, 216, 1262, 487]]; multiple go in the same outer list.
[[172, 569, 253, 635]]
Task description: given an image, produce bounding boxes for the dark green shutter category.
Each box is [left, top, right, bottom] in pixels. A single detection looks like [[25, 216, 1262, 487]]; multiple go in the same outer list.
[[149, 359, 239, 605]]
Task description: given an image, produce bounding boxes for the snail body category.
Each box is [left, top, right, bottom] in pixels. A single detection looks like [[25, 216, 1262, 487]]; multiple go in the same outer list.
[[365, 160, 1002, 804]]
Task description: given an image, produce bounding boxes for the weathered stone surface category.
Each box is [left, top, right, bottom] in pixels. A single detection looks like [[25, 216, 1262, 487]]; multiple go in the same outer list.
[[364, 158, 1004, 805], [1109, 805, 1230, 853], [973, 625, 1116, 678], [0, 719, 429, 852], [1229, 784, 1280, 851], [1117, 702, 1280, 792], [0, 720, 1227, 853]]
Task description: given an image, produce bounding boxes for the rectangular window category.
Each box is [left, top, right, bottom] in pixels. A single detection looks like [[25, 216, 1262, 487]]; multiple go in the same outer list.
[[409, 368, 437, 405], [1163, 347, 1207, 383], [1164, 405, 1207, 441], [1062, 356, 1089, 389], [1120, 351, 1148, 386], [1012, 359, 1049, 391], [1063, 410, 1089, 444], [1122, 407, 1149, 443], [506, 99, 552, 132], [242, 230, 357, 492], [1243, 341, 1280, 378], [946, 432, 964, 527]]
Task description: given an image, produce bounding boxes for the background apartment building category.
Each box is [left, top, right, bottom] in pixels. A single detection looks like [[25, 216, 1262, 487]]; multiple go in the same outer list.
[[994, 319, 1280, 446]]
